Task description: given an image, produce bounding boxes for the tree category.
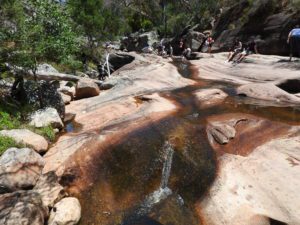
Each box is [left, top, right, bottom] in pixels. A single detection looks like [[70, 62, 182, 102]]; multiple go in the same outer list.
[[0, 0, 80, 106]]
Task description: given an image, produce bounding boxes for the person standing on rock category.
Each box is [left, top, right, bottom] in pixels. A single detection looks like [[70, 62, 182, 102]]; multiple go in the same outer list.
[[287, 25, 300, 61], [205, 34, 214, 54]]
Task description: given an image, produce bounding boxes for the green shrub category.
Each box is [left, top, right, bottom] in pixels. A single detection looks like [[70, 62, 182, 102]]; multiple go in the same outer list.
[[34, 125, 56, 142], [0, 135, 24, 155], [0, 111, 20, 130]]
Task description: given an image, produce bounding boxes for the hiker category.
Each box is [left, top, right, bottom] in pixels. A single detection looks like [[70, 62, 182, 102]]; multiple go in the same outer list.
[[183, 48, 191, 59], [205, 34, 214, 54], [287, 25, 300, 61], [227, 38, 242, 62], [179, 39, 185, 54], [235, 39, 258, 63]]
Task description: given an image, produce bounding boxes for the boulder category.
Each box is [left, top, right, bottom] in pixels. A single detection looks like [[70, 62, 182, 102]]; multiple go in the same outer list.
[[37, 63, 59, 73], [237, 83, 300, 104], [207, 123, 236, 145], [64, 113, 76, 124], [108, 53, 135, 72], [75, 79, 100, 99], [58, 85, 76, 99], [194, 88, 228, 108], [19, 80, 65, 118], [121, 31, 159, 52], [48, 197, 81, 225], [60, 92, 72, 105], [33, 172, 65, 208], [170, 27, 206, 55], [0, 129, 48, 153], [0, 190, 48, 225], [0, 148, 45, 191], [30, 107, 64, 129]]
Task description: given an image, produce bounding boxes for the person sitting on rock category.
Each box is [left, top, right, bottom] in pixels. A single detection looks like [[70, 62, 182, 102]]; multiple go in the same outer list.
[[183, 48, 192, 59], [227, 38, 242, 62], [287, 25, 300, 61], [235, 39, 258, 63]]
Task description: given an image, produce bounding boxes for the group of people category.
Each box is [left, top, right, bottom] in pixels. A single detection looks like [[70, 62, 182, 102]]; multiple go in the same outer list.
[[227, 38, 258, 64], [141, 25, 300, 63]]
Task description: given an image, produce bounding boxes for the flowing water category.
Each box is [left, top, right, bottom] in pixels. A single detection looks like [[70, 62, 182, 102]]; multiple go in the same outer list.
[[77, 61, 300, 225]]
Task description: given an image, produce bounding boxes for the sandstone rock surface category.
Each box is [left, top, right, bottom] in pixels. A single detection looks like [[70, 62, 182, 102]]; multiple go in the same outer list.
[[194, 88, 228, 108], [237, 83, 300, 104], [48, 197, 81, 225], [43, 53, 194, 190], [0, 148, 44, 190], [0, 129, 48, 153], [198, 135, 300, 225], [30, 107, 64, 129]]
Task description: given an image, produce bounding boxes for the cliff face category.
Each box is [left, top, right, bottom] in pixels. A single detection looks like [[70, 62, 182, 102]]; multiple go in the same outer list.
[[213, 0, 300, 55]]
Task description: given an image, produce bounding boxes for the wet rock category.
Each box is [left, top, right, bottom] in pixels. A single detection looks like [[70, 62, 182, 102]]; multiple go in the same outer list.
[[194, 89, 228, 108], [207, 123, 236, 144], [48, 197, 81, 225], [0, 129, 48, 154], [33, 172, 65, 208], [0, 190, 48, 225], [60, 92, 72, 105], [30, 107, 64, 129], [237, 83, 300, 104], [64, 113, 76, 124], [75, 79, 100, 99], [0, 148, 45, 191], [37, 63, 59, 73], [206, 113, 297, 157]]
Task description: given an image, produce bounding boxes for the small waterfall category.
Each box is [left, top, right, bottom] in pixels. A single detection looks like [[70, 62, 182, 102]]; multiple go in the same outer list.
[[160, 141, 174, 189], [131, 141, 175, 218]]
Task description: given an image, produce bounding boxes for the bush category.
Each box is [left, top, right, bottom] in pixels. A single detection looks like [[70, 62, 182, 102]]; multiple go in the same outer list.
[[0, 135, 24, 155], [0, 111, 20, 130], [34, 125, 56, 142]]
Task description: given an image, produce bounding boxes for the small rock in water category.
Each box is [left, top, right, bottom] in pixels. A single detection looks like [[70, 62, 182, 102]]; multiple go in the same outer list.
[[48, 197, 81, 225]]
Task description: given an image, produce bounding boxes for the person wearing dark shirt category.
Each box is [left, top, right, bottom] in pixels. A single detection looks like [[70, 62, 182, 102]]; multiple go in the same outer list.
[[287, 25, 300, 61], [227, 38, 242, 62], [235, 40, 258, 63]]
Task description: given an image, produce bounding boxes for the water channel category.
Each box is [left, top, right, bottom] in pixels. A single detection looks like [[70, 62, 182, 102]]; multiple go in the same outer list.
[[75, 61, 300, 225]]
